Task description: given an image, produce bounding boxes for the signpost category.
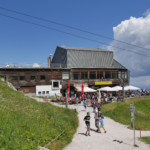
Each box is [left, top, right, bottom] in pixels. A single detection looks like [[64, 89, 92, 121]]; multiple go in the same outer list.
[[129, 103, 135, 146]]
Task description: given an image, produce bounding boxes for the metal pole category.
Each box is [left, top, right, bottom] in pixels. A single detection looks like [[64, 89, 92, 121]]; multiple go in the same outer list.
[[98, 90, 101, 103], [66, 92, 68, 108], [133, 111, 135, 146], [122, 85, 125, 101], [119, 78, 125, 102]]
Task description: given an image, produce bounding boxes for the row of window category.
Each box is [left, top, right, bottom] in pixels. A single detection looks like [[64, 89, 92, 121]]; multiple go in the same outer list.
[[9, 71, 128, 81], [11, 75, 60, 89], [10, 75, 45, 81], [38, 91, 49, 95], [72, 71, 128, 80]]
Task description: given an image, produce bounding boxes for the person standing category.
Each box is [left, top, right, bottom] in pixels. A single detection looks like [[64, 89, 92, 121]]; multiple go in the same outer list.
[[84, 112, 91, 136], [97, 102, 101, 111], [76, 97, 79, 105]]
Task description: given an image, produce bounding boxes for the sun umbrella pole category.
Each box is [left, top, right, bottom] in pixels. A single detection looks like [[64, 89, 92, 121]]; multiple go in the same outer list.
[[122, 85, 125, 102], [98, 90, 101, 103]]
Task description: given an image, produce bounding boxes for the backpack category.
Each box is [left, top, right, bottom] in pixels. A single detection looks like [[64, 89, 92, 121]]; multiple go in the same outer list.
[[98, 111, 101, 118]]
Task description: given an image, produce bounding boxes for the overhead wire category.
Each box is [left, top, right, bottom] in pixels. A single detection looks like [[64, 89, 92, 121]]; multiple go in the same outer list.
[[0, 6, 150, 52], [0, 13, 150, 57]]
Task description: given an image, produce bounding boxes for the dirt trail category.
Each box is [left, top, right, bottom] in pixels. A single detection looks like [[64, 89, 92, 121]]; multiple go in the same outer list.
[[62, 103, 150, 150], [31, 97, 150, 150]]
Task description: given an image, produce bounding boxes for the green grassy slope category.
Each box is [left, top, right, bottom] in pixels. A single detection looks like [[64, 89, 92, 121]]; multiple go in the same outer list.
[[0, 80, 78, 150], [102, 97, 150, 130], [102, 97, 150, 145], [140, 137, 150, 145]]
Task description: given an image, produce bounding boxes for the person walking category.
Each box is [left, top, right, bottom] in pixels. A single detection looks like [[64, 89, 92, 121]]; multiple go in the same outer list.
[[83, 99, 87, 110], [92, 99, 97, 112], [95, 107, 101, 133], [100, 114, 106, 133], [84, 112, 91, 136]]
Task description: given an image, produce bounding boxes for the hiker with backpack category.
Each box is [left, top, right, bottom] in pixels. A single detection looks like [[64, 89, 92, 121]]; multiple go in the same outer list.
[[84, 112, 91, 136], [95, 107, 101, 133]]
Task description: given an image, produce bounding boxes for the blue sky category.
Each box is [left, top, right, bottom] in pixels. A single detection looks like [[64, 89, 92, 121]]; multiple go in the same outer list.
[[0, 0, 150, 88]]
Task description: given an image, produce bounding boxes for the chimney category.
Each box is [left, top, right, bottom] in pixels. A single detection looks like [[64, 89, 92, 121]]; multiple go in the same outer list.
[[48, 54, 53, 68]]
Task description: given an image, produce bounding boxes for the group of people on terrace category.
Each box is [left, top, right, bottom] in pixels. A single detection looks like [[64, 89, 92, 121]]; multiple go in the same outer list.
[[66, 87, 150, 105]]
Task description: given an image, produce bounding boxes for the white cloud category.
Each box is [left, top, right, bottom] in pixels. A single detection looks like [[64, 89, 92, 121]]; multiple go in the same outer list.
[[143, 9, 150, 17], [32, 63, 40, 68], [131, 75, 150, 90], [108, 10, 150, 88]]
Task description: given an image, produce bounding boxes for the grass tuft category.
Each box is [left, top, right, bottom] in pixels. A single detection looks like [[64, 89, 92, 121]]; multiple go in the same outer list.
[[140, 137, 150, 145]]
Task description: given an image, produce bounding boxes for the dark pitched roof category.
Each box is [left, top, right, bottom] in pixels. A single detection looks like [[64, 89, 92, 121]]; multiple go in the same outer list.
[[51, 46, 127, 69], [113, 59, 127, 69], [60, 46, 113, 52]]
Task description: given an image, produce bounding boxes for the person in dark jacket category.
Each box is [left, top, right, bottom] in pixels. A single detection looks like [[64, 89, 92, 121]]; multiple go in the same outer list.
[[84, 112, 91, 136]]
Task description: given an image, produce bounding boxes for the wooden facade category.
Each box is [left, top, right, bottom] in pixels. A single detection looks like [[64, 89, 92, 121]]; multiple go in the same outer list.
[[0, 68, 68, 93], [69, 68, 129, 87], [0, 67, 129, 93]]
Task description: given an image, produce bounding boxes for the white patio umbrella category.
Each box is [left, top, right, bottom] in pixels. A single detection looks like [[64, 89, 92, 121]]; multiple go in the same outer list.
[[124, 85, 140, 91], [97, 86, 114, 92], [97, 87, 113, 103], [111, 86, 122, 91], [76, 87, 97, 92]]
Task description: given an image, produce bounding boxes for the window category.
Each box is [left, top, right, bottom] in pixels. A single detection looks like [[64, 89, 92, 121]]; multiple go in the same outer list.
[[40, 75, 46, 80], [97, 72, 104, 79], [53, 82, 59, 88], [122, 72, 125, 79], [31, 76, 36, 80], [72, 72, 80, 80], [46, 91, 49, 94], [81, 72, 88, 80], [105, 72, 111, 79], [52, 80, 60, 89], [90, 72, 96, 79], [38, 91, 41, 95], [20, 76, 25, 80], [118, 72, 121, 79], [112, 72, 118, 79], [11, 76, 18, 80], [42, 91, 45, 94], [62, 72, 69, 80]]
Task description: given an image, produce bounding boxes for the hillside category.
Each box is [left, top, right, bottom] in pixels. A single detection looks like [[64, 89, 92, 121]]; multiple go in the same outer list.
[[102, 96, 150, 130], [0, 80, 78, 150]]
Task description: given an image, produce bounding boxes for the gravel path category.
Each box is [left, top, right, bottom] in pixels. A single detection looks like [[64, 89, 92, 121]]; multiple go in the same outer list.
[[31, 97, 150, 150], [61, 103, 150, 150]]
